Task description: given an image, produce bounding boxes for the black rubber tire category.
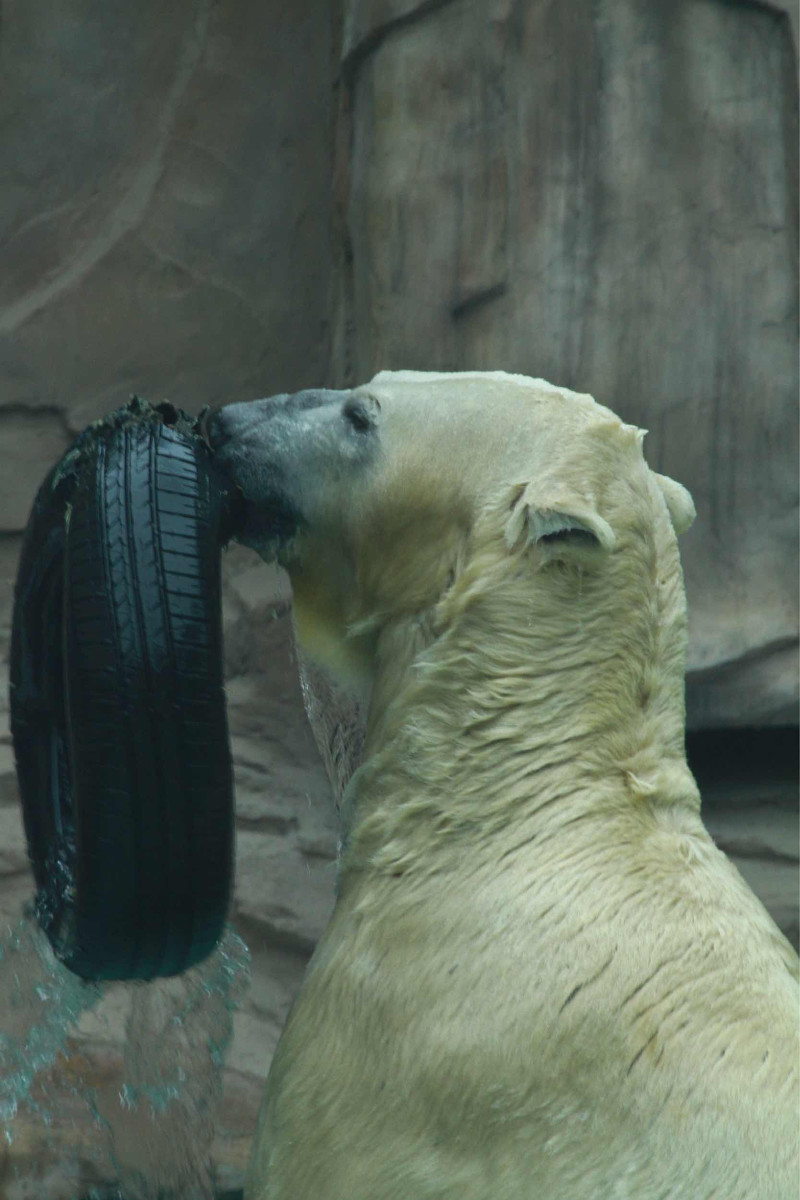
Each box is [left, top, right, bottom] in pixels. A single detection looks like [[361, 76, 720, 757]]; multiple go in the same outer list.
[[10, 399, 239, 981]]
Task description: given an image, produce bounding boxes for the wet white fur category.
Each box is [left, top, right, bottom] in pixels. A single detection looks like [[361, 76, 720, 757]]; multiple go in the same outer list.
[[244, 372, 798, 1200]]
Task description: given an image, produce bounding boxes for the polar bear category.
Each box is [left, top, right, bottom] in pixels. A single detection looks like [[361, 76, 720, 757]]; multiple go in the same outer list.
[[210, 372, 799, 1200]]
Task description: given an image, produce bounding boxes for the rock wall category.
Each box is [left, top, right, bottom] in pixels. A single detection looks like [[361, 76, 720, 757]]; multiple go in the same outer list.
[[0, 0, 333, 569], [332, 0, 799, 728], [0, 2, 338, 1191], [0, 2, 797, 1195]]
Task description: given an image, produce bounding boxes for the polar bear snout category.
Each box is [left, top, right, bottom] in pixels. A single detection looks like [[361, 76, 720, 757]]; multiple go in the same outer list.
[[208, 389, 372, 461], [207, 393, 309, 557], [209, 390, 332, 448], [208, 389, 379, 563]]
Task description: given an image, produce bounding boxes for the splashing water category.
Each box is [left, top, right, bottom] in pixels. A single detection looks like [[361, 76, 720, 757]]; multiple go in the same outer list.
[[0, 906, 250, 1199], [102, 927, 250, 1200], [0, 907, 101, 1129]]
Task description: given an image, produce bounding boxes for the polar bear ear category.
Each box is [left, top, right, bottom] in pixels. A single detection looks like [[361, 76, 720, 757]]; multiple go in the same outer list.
[[504, 483, 615, 558], [653, 472, 696, 536]]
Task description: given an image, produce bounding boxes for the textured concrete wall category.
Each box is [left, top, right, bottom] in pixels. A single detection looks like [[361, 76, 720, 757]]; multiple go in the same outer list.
[[0, 0, 333, 614], [333, 0, 799, 729]]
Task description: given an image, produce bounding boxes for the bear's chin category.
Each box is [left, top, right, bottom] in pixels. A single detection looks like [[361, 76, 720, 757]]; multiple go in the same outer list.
[[227, 495, 301, 567]]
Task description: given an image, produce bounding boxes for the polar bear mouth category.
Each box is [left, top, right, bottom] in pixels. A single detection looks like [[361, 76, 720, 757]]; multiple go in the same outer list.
[[203, 404, 307, 563], [233, 496, 302, 565]]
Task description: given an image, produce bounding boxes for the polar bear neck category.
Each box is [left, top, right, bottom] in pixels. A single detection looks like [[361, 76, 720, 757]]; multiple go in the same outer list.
[[338, 480, 700, 882]]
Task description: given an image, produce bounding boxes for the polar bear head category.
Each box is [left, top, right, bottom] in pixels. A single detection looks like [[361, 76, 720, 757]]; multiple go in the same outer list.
[[211, 371, 693, 692], [210, 370, 700, 844], [211, 368, 703, 865]]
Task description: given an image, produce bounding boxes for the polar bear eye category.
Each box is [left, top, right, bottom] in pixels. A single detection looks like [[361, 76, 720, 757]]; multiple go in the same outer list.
[[342, 398, 375, 433]]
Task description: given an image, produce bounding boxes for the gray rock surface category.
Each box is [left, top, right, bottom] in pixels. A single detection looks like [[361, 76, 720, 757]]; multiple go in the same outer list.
[[0, 0, 333, 472], [334, 0, 799, 728]]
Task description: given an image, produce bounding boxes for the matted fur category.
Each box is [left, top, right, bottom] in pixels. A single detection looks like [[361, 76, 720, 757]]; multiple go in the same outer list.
[[212, 372, 798, 1200]]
